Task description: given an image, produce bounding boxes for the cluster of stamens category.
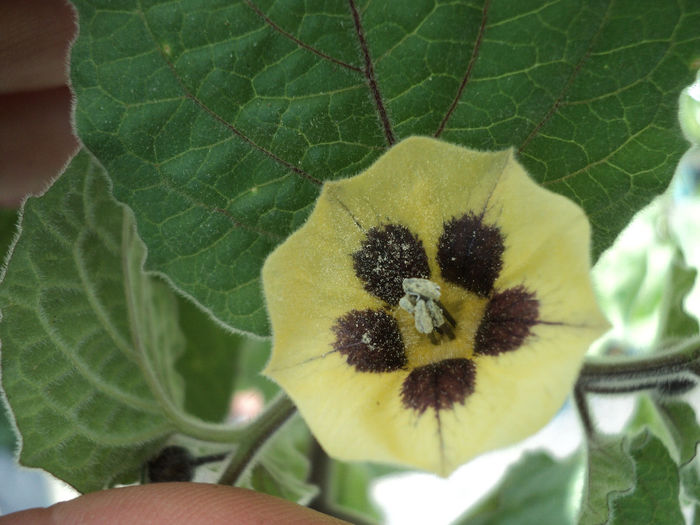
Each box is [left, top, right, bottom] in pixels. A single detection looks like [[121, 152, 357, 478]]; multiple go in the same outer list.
[[399, 278, 456, 344]]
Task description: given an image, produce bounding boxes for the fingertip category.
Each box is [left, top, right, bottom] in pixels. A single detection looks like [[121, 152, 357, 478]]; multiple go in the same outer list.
[[0, 507, 51, 525], [1, 484, 349, 525], [0, 0, 77, 93], [0, 86, 78, 207]]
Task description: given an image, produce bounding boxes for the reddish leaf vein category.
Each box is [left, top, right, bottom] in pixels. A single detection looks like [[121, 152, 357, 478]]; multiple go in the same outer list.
[[518, 2, 612, 154], [434, 0, 491, 138], [244, 0, 363, 73], [137, 9, 323, 187], [348, 0, 396, 146]]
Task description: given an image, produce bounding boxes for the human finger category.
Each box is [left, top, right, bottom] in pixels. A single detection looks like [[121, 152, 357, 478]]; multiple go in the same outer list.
[[0, 0, 76, 94], [0, 483, 349, 525], [0, 86, 78, 207]]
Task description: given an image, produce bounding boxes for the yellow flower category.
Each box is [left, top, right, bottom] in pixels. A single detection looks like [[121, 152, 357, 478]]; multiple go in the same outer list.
[[263, 137, 608, 476]]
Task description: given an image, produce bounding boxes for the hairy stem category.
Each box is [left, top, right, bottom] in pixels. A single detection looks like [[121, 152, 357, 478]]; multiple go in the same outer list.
[[306, 438, 377, 525], [308, 437, 332, 509], [573, 384, 596, 438], [217, 393, 297, 485], [578, 335, 700, 394]]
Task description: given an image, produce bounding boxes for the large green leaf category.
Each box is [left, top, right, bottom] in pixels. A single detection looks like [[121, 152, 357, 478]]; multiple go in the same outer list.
[[454, 451, 581, 525], [0, 209, 18, 263], [657, 251, 699, 342], [577, 434, 635, 525], [578, 430, 686, 525], [0, 150, 186, 492], [680, 461, 700, 515], [69, 0, 700, 336], [0, 209, 19, 451], [175, 295, 239, 422], [175, 294, 279, 422], [0, 403, 16, 451], [656, 399, 700, 467], [628, 396, 700, 467], [611, 431, 684, 525]]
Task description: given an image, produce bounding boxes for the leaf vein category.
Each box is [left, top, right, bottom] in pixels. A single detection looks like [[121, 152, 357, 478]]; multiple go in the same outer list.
[[153, 171, 287, 242], [348, 0, 395, 146], [434, 0, 491, 138], [26, 288, 159, 413], [244, 0, 362, 73], [74, 231, 134, 356], [518, 0, 613, 153], [135, 2, 323, 187]]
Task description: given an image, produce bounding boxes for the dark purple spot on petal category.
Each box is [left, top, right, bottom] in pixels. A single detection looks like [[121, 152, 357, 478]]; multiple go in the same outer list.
[[437, 213, 504, 296], [352, 224, 430, 305], [474, 286, 539, 356], [332, 309, 407, 372], [401, 358, 476, 414]]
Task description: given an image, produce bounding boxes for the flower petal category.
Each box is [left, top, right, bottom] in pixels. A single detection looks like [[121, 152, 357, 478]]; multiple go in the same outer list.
[[401, 358, 476, 414], [263, 137, 608, 475], [474, 286, 539, 356], [437, 212, 504, 296], [352, 224, 430, 305], [332, 308, 407, 372]]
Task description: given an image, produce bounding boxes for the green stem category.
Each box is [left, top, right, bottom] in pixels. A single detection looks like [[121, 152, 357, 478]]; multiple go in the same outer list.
[[137, 328, 249, 442], [121, 213, 253, 443], [578, 335, 700, 394], [573, 384, 596, 438], [165, 409, 249, 442], [308, 437, 331, 505], [307, 439, 375, 525], [217, 393, 297, 485]]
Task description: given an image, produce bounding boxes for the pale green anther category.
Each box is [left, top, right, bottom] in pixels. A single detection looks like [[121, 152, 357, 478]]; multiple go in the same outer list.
[[400, 278, 446, 335]]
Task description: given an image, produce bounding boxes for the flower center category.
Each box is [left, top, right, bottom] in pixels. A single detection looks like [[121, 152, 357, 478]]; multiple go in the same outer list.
[[399, 278, 457, 344]]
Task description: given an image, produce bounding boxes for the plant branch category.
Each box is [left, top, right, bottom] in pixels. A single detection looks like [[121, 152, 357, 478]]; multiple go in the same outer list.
[[573, 384, 596, 438], [307, 438, 376, 525], [217, 393, 297, 485], [578, 335, 700, 394], [308, 437, 332, 509]]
